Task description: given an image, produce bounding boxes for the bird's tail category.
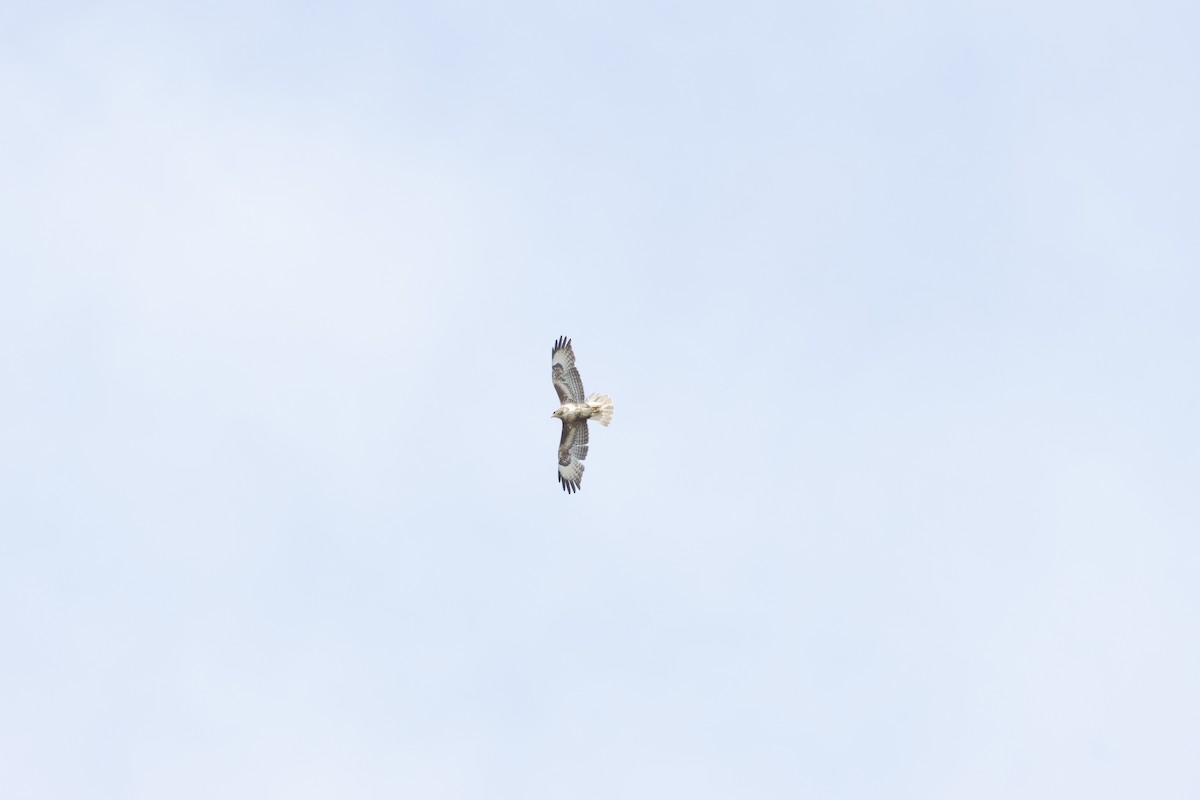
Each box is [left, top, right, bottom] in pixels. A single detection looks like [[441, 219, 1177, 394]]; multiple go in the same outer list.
[[587, 393, 615, 427]]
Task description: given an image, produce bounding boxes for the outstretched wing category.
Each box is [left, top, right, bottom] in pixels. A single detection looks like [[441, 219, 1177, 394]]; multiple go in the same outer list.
[[557, 419, 589, 494], [552, 336, 585, 404]]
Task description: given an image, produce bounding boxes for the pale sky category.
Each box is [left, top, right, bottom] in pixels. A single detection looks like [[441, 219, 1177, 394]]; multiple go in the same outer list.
[[2, 1, 1198, 798]]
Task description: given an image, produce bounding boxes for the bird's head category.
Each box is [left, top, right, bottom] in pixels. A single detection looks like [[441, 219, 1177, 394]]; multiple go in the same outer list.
[[551, 408, 562, 419]]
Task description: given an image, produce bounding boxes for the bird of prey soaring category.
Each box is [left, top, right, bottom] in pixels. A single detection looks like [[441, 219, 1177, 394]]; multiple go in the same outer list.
[[551, 336, 614, 493]]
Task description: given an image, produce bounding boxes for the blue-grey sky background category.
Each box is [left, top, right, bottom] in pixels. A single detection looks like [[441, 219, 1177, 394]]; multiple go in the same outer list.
[[2, 1, 1198, 797]]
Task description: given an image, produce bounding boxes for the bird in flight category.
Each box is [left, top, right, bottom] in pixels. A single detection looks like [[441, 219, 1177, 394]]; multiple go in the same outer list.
[[551, 337, 614, 493]]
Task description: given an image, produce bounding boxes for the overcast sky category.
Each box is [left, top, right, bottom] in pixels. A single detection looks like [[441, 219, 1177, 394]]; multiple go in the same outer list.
[[2, 1, 1198, 797]]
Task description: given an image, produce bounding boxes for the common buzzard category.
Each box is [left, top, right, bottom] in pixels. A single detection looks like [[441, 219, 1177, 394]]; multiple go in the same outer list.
[[551, 337, 614, 494]]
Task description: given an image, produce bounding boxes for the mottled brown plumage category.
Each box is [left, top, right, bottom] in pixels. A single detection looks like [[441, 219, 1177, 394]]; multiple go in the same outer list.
[[550, 337, 614, 494]]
